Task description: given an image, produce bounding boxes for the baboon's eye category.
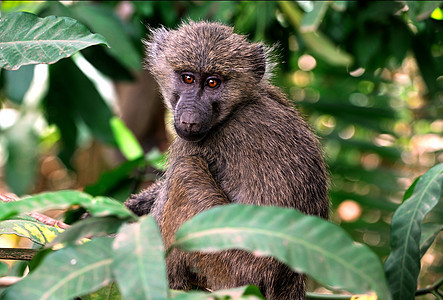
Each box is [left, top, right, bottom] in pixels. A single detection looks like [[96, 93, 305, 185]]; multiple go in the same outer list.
[[206, 78, 220, 88], [182, 74, 195, 84]]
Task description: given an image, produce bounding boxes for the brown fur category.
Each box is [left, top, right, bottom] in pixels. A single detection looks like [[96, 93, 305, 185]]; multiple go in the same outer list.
[[125, 21, 329, 299]]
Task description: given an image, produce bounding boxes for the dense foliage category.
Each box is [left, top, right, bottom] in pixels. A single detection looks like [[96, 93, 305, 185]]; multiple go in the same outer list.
[[0, 1, 442, 299]]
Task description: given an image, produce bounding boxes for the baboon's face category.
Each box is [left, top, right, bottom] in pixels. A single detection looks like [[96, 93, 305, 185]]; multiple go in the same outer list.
[[171, 71, 224, 142]]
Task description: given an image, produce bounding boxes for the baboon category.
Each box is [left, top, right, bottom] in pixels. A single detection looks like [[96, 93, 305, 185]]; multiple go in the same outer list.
[[125, 21, 329, 299]]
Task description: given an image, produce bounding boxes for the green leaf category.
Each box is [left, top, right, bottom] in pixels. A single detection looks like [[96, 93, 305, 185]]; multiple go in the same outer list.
[[384, 163, 443, 300], [70, 4, 141, 70], [110, 117, 144, 161], [0, 12, 108, 70], [0, 261, 8, 277], [0, 219, 63, 246], [44, 58, 116, 153], [84, 157, 145, 197], [50, 216, 126, 247], [174, 204, 390, 299], [112, 215, 168, 300], [0, 190, 136, 221], [420, 223, 442, 258], [2, 237, 114, 300]]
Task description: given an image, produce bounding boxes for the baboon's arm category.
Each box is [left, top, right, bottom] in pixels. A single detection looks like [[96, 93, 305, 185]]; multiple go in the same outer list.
[[160, 155, 230, 248]]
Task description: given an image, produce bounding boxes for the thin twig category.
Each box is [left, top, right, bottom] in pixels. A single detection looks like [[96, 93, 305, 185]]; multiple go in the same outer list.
[[415, 277, 443, 296]]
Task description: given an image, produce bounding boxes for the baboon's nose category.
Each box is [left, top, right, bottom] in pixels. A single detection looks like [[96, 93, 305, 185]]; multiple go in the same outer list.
[[180, 111, 200, 132]]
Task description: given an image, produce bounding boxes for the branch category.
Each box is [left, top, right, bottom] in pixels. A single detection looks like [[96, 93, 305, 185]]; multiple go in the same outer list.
[[0, 248, 38, 260], [415, 277, 443, 297]]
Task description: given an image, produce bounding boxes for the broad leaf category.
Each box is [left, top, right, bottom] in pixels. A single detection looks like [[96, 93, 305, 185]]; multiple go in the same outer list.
[[174, 204, 390, 299], [84, 157, 145, 197], [0, 219, 62, 245], [2, 237, 114, 300], [0, 190, 136, 221], [112, 215, 168, 300], [50, 216, 126, 247], [384, 163, 443, 300], [0, 12, 108, 70]]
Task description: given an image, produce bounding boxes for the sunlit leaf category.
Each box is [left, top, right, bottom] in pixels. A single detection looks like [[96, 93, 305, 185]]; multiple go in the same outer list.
[[110, 117, 144, 161], [2, 237, 114, 300], [174, 204, 391, 299], [0, 12, 108, 70], [0, 219, 62, 245], [384, 163, 443, 300], [112, 215, 168, 300]]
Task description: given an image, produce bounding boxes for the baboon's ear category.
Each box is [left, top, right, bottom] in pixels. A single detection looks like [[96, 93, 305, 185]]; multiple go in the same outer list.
[[251, 43, 266, 81]]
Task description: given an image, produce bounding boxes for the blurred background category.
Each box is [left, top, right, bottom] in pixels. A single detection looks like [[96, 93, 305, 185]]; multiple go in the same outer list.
[[0, 1, 441, 295]]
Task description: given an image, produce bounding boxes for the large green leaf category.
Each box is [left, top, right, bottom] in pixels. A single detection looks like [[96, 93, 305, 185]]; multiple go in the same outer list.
[[69, 4, 141, 70], [112, 215, 168, 300], [50, 216, 126, 247], [0, 12, 108, 70], [384, 163, 443, 300], [2, 237, 114, 300], [0, 219, 62, 245], [174, 204, 390, 299], [0, 190, 136, 221]]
